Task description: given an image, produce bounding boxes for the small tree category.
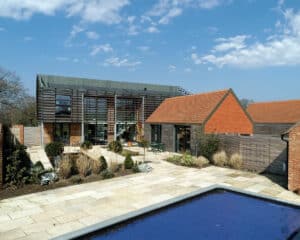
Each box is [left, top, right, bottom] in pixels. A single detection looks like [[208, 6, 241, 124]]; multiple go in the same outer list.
[[99, 156, 108, 171], [196, 128, 220, 160], [5, 145, 31, 186], [139, 138, 149, 163]]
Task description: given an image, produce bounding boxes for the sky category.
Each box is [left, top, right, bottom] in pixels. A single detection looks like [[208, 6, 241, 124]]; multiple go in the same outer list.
[[1, 0, 300, 101]]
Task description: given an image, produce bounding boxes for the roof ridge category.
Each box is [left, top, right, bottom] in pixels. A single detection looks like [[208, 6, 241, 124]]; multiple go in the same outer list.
[[165, 88, 230, 101], [37, 73, 182, 89], [249, 99, 300, 106]]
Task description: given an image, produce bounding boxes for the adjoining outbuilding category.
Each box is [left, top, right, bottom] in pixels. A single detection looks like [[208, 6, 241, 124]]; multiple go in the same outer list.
[[145, 89, 253, 153], [247, 100, 300, 136]]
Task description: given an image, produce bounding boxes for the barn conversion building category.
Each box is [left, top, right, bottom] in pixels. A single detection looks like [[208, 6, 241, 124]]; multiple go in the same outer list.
[[36, 74, 187, 145], [145, 89, 253, 153], [247, 100, 300, 136]]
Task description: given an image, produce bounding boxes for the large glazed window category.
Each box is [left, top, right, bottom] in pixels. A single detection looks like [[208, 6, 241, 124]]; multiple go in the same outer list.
[[151, 125, 162, 143], [55, 95, 71, 116]]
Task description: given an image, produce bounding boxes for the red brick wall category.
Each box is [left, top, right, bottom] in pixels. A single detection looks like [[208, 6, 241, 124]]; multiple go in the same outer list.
[[10, 125, 24, 145], [70, 123, 81, 145], [44, 123, 54, 144], [205, 93, 253, 135], [288, 125, 300, 191]]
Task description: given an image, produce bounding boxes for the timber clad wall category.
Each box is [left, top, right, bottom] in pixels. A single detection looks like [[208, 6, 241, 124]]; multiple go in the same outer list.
[[161, 124, 175, 152], [254, 123, 294, 136], [288, 125, 300, 191], [205, 93, 253, 135], [219, 135, 287, 175], [0, 124, 3, 186]]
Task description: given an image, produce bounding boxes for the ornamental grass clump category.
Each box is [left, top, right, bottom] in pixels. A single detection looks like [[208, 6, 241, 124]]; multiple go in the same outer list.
[[194, 156, 209, 168], [76, 155, 91, 177], [91, 158, 102, 174], [212, 151, 227, 167], [59, 156, 74, 179], [228, 153, 243, 169]]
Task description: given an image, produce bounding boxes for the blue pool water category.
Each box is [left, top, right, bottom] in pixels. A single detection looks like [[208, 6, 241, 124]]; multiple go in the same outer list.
[[79, 189, 300, 240]]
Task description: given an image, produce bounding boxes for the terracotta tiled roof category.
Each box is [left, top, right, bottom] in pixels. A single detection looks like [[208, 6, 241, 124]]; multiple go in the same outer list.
[[146, 89, 230, 124], [247, 100, 300, 123]]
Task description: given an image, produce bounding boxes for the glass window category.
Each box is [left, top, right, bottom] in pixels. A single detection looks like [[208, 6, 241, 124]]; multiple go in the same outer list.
[[55, 95, 71, 116], [151, 125, 162, 143], [116, 98, 138, 122]]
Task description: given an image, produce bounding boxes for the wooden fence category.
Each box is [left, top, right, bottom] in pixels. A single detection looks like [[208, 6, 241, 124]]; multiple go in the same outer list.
[[219, 135, 287, 175]]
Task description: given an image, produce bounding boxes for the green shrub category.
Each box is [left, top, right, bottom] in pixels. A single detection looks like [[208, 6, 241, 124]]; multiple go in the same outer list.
[[5, 145, 31, 186], [81, 141, 93, 150], [101, 169, 114, 179], [198, 134, 220, 160], [76, 155, 91, 177], [212, 151, 227, 167], [99, 156, 108, 171], [121, 149, 139, 156], [29, 161, 46, 184], [229, 153, 243, 169], [59, 156, 74, 179], [45, 142, 64, 158], [108, 140, 123, 153], [180, 152, 195, 167], [132, 161, 140, 173], [166, 155, 182, 164], [194, 156, 209, 168], [124, 154, 134, 169]]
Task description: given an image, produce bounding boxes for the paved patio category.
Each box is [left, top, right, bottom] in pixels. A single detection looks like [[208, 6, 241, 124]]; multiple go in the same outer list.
[[1, 149, 300, 240]]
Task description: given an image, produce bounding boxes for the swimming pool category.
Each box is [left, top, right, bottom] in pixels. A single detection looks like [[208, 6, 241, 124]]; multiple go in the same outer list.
[[52, 186, 300, 240], [69, 187, 300, 240]]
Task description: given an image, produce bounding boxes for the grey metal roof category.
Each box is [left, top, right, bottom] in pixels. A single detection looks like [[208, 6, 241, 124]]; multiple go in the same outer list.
[[37, 74, 188, 95]]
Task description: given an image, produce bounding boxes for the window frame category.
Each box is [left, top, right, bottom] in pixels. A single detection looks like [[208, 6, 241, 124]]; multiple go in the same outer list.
[[55, 95, 72, 117]]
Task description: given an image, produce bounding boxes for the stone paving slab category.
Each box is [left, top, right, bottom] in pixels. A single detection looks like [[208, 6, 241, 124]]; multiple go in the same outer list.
[[0, 149, 299, 239]]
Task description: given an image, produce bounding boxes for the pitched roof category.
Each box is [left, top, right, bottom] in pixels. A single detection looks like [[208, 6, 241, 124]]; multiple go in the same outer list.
[[36, 74, 187, 96], [146, 89, 230, 124], [247, 100, 300, 123]]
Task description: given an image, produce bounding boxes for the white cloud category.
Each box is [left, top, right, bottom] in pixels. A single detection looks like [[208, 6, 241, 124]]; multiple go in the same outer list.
[[168, 64, 176, 72], [0, 0, 129, 24], [70, 24, 85, 38], [192, 9, 300, 68], [213, 35, 250, 52], [184, 67, 192, 72], [24, 36, 33, 41], [90, 44, 113, 56], [146, 26, 159, 33], [86, 31, 99, 40], [104, 57, 141, 67], [147, 0, 228, 25], [198, 0, 223, 9], [158, 7, 182, 25], [56, 57, 69, 61], [137, 46, 150, 51]]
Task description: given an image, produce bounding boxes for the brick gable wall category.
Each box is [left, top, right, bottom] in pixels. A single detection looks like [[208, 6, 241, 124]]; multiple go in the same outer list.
[[204, 93, 253, 135], [288, 125, 300, 191]]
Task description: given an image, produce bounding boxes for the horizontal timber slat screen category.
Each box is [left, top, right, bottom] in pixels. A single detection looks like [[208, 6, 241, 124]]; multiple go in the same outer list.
[[218, 135, 287, 175]]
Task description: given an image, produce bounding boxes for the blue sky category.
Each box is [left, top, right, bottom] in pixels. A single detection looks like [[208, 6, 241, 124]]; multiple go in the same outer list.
[[1, 0, 300, 101]]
